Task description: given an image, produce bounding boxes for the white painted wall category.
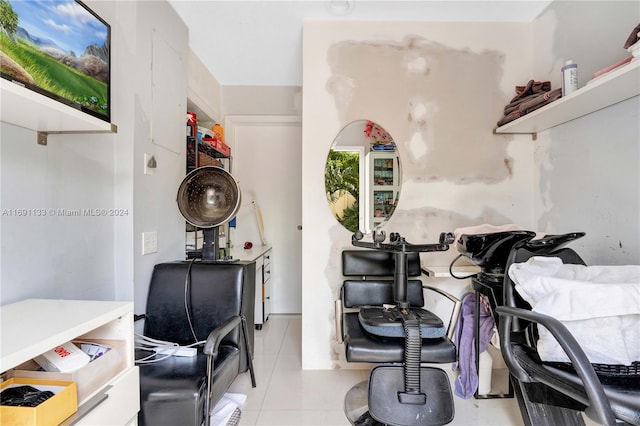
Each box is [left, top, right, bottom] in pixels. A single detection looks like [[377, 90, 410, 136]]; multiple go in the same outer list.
[[531, 1, 640, 265], [302, 20, 534, 369], [1, 1, 189, 313]]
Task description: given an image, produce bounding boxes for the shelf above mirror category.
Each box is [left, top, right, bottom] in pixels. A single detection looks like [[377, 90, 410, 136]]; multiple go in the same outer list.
[[495, 59, 639, 137], [1, 79, 117, 145]]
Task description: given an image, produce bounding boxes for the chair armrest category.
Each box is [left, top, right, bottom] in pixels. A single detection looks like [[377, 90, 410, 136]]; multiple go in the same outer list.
[[203, 316, 242, 358], [203, 315, 242, 426], [496, 306, 617, 426], [423, 286, 461, 341]]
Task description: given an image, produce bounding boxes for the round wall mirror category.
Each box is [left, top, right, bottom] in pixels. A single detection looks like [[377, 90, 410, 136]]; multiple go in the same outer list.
[[324, 120, 402, 234]]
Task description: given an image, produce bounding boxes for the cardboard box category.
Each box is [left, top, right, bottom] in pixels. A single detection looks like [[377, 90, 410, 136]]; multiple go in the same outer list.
[[0, 378, 77, 426], [7, 340, 126, 404], [33, 342, 90, 373]]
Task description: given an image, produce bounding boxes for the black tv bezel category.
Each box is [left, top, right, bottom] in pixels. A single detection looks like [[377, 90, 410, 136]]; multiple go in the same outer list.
[[0, 0, 112, 123]]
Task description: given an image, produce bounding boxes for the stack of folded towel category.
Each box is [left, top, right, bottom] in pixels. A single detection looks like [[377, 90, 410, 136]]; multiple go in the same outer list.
[[509, 256, 640, 365], [497, 80, 562, 127]]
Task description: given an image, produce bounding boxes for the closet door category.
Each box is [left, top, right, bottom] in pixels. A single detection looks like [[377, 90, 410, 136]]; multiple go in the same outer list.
[[226, 115, 302, 314]]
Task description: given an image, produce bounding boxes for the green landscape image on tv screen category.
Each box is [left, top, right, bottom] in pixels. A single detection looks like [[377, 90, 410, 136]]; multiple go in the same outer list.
[[0, 0, 110, 121]]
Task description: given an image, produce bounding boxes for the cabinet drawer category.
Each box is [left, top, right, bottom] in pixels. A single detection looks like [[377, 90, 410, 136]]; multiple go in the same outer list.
[[73, 366, 139, 426]]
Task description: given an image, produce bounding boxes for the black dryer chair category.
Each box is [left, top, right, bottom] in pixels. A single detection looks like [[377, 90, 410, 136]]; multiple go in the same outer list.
[[137, 261, 257, 426], [496, 240, 640, 426], [340, 232, 460, 426]]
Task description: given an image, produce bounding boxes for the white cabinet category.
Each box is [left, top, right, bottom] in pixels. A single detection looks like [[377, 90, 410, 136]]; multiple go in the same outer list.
[[366, 151, 400, 230], [261, 249, 273, 328], [0, 299, 139, 425], [231, 246, 273, 329]]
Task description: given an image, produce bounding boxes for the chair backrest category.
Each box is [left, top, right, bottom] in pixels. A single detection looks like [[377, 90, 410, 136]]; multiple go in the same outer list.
[[342, 279, 425, 308], [342, 250, 421, 277], [144, 261, 255, 370], [341, 250, 424, 308]]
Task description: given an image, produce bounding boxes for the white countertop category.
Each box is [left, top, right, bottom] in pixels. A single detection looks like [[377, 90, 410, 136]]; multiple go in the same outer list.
[[421, 265, 480, 278]]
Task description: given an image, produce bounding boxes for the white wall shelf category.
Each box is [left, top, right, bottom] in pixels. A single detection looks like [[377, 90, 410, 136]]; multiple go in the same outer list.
[[495, 59, 640, 137], [1, 79, 117, 145]]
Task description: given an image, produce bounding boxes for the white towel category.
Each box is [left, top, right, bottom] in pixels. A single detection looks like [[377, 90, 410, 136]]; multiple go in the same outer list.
[[210, 393, 246, 426], [509, 257, 640, 365]]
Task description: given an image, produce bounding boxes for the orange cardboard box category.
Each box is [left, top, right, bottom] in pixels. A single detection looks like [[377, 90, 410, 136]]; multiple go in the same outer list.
[[0, 378, 77, 426]]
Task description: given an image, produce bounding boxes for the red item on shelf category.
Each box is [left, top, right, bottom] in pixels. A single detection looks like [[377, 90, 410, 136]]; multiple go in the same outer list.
[[187, 112, 197, 138], [202, 137, 230, 157]]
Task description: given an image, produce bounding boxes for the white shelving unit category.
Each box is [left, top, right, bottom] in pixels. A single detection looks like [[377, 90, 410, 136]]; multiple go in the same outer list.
[[0, 299, 139, 426], [495, 59, 640, 136], [365, 151, 401, 230], [1, 79, 117, 145]]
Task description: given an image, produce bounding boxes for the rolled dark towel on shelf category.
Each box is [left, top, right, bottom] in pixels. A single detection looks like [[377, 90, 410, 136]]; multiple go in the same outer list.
[[519, 88, 562, 114], [497, 110, 522, 127], [497, 80, 558, 127]]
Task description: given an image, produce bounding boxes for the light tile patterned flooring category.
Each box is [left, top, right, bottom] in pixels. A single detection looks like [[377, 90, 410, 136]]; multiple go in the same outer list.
[[229, 315, 527, 426]]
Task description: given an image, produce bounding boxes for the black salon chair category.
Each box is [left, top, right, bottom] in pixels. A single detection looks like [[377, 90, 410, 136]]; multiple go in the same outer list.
[[340, 231, 459, 426], [137, 261, 257, 426], [496, 240, 640, 426]]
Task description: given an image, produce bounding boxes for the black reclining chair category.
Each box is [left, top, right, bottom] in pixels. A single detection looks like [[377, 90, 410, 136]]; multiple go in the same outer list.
[[137, 261, 257, 426], [340, 231, 460, 426], [496, 241, 640, 426]]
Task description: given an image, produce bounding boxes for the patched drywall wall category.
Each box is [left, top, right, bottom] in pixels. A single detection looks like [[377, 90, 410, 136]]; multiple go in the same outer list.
[[302, 21, 534, 369], [327, 37, 511, 184]]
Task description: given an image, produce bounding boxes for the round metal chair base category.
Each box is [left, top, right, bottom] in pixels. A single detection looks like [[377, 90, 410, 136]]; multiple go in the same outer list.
[[344, 381, 387, 426]]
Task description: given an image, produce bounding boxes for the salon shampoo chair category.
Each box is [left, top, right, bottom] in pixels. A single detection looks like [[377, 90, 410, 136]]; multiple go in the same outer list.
[[137, 261, 257, 426], [340, 231, 459, 426], [497, 236, 640, 426]]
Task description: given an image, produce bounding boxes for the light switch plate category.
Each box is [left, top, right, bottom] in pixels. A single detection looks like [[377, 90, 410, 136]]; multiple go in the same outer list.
[[142, 231, 158, 255]]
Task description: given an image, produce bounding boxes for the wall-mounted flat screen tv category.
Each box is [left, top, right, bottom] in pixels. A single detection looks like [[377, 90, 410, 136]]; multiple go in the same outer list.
[[0, 0, 111, 122]]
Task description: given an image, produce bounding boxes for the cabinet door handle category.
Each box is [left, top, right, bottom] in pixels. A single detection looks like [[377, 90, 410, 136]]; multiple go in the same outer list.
[[59, 386, 111, 425]]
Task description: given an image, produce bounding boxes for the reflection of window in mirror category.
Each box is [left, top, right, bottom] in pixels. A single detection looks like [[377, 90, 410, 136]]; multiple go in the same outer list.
[[324, 120, 402, 235], [325, 147, 365, 233]]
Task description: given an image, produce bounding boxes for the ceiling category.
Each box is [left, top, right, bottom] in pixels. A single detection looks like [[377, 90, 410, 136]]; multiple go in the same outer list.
[[168, 1, 552, 87]]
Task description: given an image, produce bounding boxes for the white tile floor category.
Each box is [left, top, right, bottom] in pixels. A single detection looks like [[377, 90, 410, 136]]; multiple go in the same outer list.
[[228, 315, 526, 426]]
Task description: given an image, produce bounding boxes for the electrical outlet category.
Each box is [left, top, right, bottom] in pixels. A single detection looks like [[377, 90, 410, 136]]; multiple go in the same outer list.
[[144, 153, 155, 175], [142, 231, 158, 255]]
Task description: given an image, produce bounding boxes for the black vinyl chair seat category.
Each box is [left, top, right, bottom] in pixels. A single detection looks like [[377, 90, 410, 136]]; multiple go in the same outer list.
[[339, 246, 458, 426], [343, 312, 456, 364], [137, 261, 256, 426], [138, 346, 240, 426], [340, 251, 457, 364]]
